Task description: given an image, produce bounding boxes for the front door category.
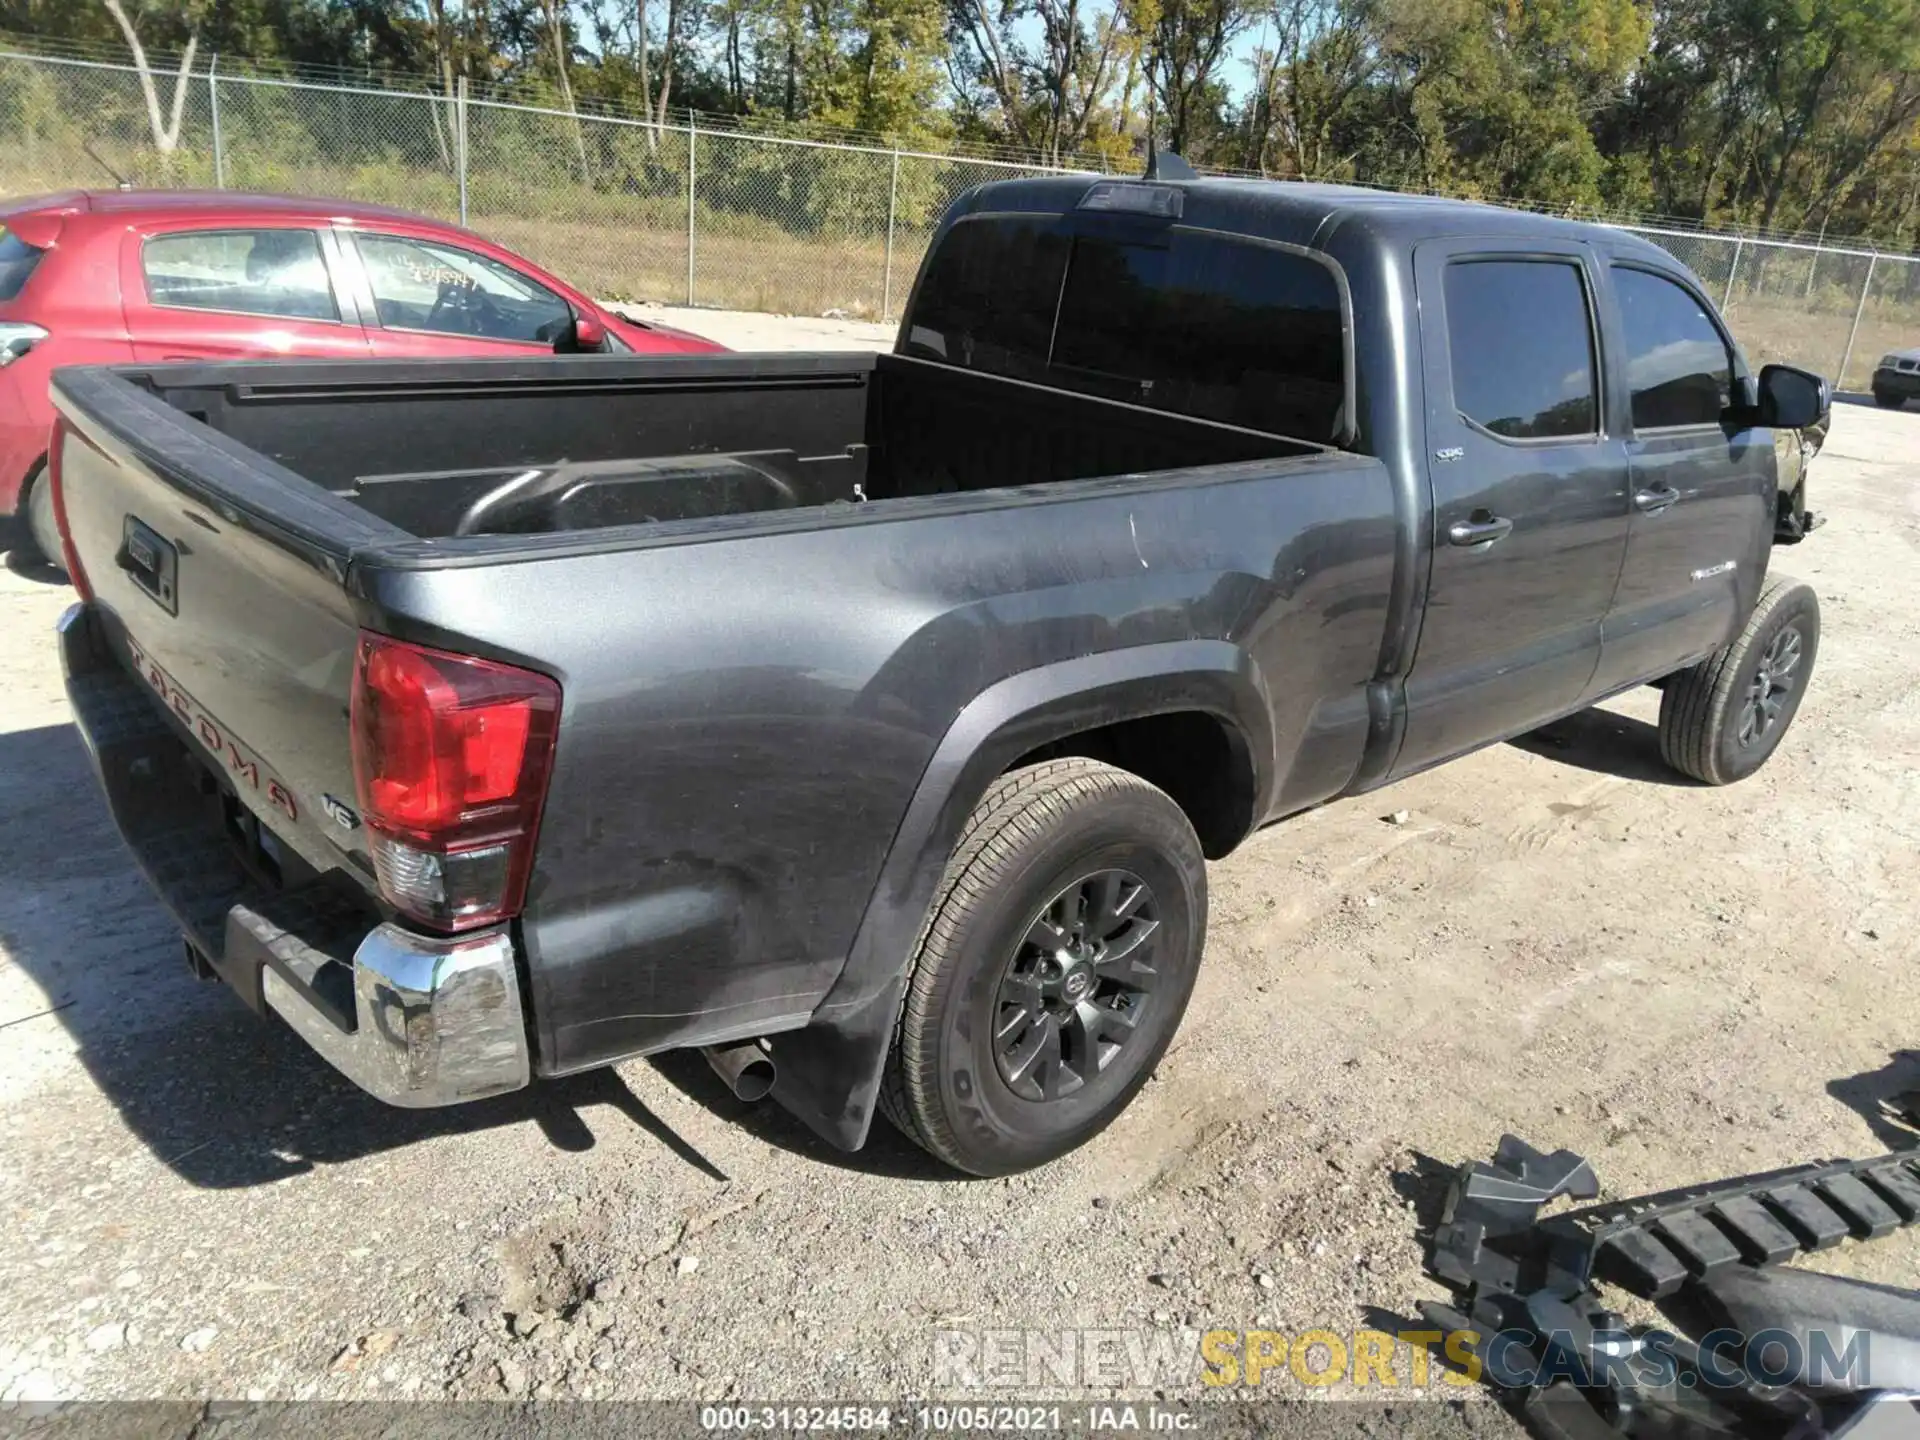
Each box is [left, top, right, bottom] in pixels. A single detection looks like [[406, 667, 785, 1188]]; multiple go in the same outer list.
[[333, 229, 578, 358], [1392, 242, 1632, 777], [1586, 258, 1774, 694]]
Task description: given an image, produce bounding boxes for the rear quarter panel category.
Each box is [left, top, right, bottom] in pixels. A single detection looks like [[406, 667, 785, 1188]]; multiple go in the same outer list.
[[363, 453, 1398, 1075], [1, 218, 133, 508]]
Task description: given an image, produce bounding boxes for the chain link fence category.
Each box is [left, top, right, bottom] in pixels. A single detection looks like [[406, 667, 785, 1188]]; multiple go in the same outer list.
[[1628, 228, 1920, 390], [4, 45, 1918, 388]]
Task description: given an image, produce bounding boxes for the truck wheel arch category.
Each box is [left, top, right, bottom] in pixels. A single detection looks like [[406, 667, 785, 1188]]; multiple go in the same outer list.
[[764, 640, 1271, 1152], [1003, 710, 1254, 860]]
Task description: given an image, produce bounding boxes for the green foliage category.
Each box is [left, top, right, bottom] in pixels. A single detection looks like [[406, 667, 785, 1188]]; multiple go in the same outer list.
[[11, 0, 1920, 246]]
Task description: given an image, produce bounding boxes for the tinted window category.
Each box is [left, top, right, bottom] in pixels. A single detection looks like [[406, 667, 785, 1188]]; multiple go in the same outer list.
[[354, 234, 573, 344], [1613, 267, 1734, 428], [143, 229, 338, 321], [1444, 260, 1597, 440], [903, 217, 1347, 440], [901, 218, 1068, 384], [0, 228, 44, 302], [1052, 232, 1345, 438]]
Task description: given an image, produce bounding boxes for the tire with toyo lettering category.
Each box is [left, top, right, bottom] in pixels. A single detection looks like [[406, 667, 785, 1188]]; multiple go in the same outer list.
[[1658, 574, 1820, 785], [878, 758, 1206, 1176]]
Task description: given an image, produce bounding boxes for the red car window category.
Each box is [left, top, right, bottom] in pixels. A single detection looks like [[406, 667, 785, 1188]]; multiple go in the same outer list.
[[0, 225, 45, 302], [142, 229, 341, 323], [353, 233, 573, 345]]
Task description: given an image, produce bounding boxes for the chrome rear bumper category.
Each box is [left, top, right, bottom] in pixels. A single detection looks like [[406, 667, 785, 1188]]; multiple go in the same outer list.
[[60, 600, 532, 1109], [263, 923, 531, 1107]]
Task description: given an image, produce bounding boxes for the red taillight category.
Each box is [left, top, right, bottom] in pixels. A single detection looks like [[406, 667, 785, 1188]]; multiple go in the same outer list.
[[350, 632, 560, 933], [47, 418, 92, 600]]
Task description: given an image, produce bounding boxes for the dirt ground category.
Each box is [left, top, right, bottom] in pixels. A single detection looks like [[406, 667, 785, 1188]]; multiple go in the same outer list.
[[1, 317, 1917, 1423]]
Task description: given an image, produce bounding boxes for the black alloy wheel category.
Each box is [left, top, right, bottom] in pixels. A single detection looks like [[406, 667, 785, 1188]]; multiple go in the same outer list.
[[992, 869, 1161, 1102]]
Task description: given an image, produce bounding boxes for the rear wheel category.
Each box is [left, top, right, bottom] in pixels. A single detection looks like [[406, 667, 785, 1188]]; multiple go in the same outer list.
[[21, 462, 64, 575], [879, 759, 1206, 1176], [1658, 575, 1819, 785]]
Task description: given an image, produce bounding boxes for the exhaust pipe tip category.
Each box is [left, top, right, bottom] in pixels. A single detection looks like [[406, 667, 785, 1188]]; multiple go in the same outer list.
[[701, 1040, 776, 1103]]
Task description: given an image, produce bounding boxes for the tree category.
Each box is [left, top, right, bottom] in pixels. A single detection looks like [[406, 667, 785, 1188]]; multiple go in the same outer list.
[[1135, 0, 1248, 156], [99, 0, 199, 156], [946, 0, 1032, 143], [534, 0, 591, 173], [945, 0, 1140, 158], [423, 0, 492, 168], [1242, 0, 1383, 176]]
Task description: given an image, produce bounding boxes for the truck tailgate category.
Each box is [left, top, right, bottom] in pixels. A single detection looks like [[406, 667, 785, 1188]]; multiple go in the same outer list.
[[50, 366, 405, 930]]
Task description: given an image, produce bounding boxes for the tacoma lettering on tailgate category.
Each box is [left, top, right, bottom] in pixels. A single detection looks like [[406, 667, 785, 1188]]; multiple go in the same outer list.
[[124, 637, 300, 822]]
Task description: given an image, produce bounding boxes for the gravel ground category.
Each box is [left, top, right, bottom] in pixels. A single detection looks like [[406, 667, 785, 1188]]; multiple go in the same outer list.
[[1, 319, 1917, 1423]]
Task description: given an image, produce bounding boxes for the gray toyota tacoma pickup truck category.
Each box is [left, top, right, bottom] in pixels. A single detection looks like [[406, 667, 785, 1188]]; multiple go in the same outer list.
[[50, 169, 1829, 1175]]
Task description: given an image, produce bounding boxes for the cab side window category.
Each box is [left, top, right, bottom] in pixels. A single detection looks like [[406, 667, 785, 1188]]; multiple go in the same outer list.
[[1443, 259, 1598, 440], [1612, 267, 1735, 429]]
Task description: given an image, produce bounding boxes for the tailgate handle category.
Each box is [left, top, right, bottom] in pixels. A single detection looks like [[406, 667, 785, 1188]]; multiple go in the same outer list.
[[117, 516, 179, 615]]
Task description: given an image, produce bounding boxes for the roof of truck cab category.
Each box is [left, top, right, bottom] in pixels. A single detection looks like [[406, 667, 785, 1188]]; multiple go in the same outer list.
[[961, 173, 1675, 263]]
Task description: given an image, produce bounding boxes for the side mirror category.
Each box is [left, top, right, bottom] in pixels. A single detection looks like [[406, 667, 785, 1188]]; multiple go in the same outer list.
[[1756, 363, 1827, 430], [555, 312, 607, 354]]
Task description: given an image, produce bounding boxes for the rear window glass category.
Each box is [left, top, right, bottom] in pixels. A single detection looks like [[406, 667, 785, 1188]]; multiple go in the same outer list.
[[904, 216, 1347, 441], [0, 227, 45, 302], [902, 218, 1068, 385]]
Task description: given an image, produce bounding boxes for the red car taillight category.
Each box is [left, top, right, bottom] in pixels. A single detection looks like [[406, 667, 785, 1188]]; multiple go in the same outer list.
[[350, 632, 561, 933], [47, 416, 93, 600]]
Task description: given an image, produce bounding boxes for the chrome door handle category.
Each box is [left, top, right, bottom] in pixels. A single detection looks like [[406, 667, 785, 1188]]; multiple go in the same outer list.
[[1448, 513, 1514, 547], [1634, 485, 1681, 513]]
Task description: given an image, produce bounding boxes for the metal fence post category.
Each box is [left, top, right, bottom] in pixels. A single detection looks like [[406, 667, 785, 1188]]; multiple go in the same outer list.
[[208, 54, 225, 187], [455, 77, 469, 226], [1722, 237, 1744, 311], [687, 119, 698, 306], [1838, 254, 1878, 391], [882, 149, 900, 322], [1805, 220, 1827, 298]]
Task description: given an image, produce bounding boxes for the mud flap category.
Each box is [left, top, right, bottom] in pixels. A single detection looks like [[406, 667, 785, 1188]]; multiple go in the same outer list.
[[761, 973, 909, 1152]]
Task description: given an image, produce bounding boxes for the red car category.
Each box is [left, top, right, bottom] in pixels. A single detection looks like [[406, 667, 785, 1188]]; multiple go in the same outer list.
[[0, 189, 721, 568]]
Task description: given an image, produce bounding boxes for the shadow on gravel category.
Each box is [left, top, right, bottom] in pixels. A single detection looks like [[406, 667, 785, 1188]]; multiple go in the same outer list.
[[0, 721, 731, 1189], [1827, 1050, 1920, 1152], [1389, 1150, 1459, 1253], [1508, 705, 1701, 787], [0, 515, 65, 584], [646, 1047, 970, 1181]]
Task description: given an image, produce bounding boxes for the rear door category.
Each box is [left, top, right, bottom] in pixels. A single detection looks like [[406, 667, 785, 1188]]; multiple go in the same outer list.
[[332, 229, 576, 357], [1393, 241, 1631, 777], [121, 223, 370, 362], [1585, 259, 1773, 694]]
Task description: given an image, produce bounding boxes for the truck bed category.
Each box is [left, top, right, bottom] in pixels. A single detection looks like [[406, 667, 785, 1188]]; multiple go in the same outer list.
[[51, 347, 1395, 1101], [106, 351, 1321, 546]]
